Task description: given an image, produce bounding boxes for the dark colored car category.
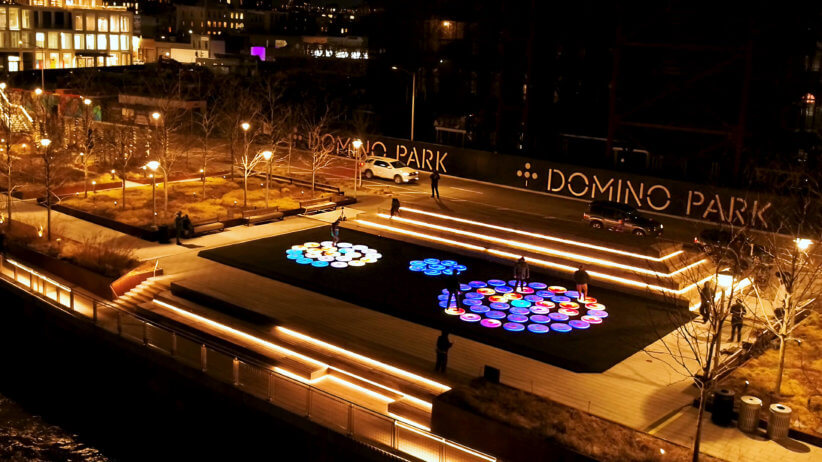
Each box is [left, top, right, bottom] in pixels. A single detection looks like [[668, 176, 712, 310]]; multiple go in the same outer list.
[[582, 200, 663, 237], [694, 229, 774, 266]]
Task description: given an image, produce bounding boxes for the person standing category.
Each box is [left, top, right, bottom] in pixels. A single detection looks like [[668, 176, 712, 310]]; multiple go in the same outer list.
[[574, 264, 590, 302], [430, 170, 441, 199], [729, 299, 747, 342], [174, 211, 184, 245], [445, 271, 462, 309], [513, 256, 530, 291], [182, 213, 194, 238], [699, 283, 713, 323], [331, 217, 342, 246], [435, 331, 453, 373], [390, 197, 401, 218]]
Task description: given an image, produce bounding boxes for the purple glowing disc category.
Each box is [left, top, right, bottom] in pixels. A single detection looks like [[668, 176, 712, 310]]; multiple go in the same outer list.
[[460, 313, 482, 322], [551, 296, 571, 303], [527, 324, 550, 334], [529, 306, 551, 315], [548, 312, 570, 322], [569, 320, 591, 330], [503, 322, 525, 332], [536, 290, 554, 298], [510, 307, 531, 315], [487, 279, 507, 286], [486, 310, 506, 319], [489, 302, 510, 311], [465, 292, 484, 299], [480, 319, 502, 328], [587, 309, 608, 318], [550, 323, 572, 333], [470, 305, 490, 313], [529, 315, 550, 324], [462, 299, 482, 306], [468, 281, 488, 288], [507, 314, 529, 323], [524, 295, 544, 303], [460, 283, 472, 291]]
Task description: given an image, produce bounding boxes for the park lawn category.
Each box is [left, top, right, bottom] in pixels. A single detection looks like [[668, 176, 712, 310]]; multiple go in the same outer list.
[[720, 312, 822, 436], [59, 177, 306, 227]]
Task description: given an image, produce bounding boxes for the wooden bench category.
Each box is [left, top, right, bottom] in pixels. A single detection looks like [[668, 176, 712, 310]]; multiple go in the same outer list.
[[300, 197, 337, 215], [190, 219, 225, 237], [241, 206, 284, 226]]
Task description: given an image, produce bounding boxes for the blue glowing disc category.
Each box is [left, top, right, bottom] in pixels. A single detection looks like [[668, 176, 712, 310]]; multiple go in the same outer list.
[[528, 282, 548, 290], [311, 261, 329, 267], [587, 309, 609, 318], [486, 310, 506, 319], [429, 264, 446, 271], [286, 250, 303, 255], [489, 302, 510, 310], [564, 291, 580, 298], [530, 306, 551, 315], [524, 295, 544, 303], [528, 324, 550, 334], [551, 296, 571, 303], [424, 258, 440, 265], [469, 281, 488, 288], [487, 279, 507, 287], [410, 265, 426, 271], [441, 260, 457, 267], [536, 290, 554, 298], [460, 284, 472, 291], [442, 269, 454, 275], [510, 307, 531, 315], [549, 312, 570, 322], [495, 286, 514, 293], [296, 258, 313, 264], [507, 280, 518, 286], [569, 320, 591, 330], [424, 269, 442, 276], [507, 314, 529, 323], [437, 294, 449, 301], [530, 315, 550, 324], [470, 305, 490, 314], [462, 299, 482, 306], [551, 323, 572, 333], [503, 322, 525, 332], [442, 289, 451, 294], [511, 299, 532, 308], [439, 300, 457, 308], [465, 292, 484, 300], [454, 265, 468, 272], [287, 254, 301, 260], [409, 260, 426, 266]]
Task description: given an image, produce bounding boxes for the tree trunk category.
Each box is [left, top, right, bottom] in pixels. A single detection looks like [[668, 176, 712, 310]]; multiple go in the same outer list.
[[774, 335, 787, 396], [243, 174, 248, 207], [7, 159, 12, 224], [121, 176, 126, 209], [692, 385, 708, 462], [83, 162, 88, 198], [163, 176, 168, 212]]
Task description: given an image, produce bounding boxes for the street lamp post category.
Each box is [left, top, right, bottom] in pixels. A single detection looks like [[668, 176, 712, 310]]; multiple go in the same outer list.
[[200, 168, 206, 198], [392, 66, 417, 141], [40, 138, 52, 239], [351, 139, 363, 196], [262, 150, 272, 208], [82, 97, 92, 197], [147, 160, 160, 228]]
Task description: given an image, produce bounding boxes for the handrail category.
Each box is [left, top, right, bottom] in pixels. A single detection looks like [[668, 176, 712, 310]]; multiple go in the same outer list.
[[0, 253, 496, 462]]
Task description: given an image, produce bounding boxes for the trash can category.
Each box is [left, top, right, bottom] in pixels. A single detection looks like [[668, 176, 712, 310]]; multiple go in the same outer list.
[[738, 396, 762, 432], [767, 403, 792, 440], [157, 225, 170, 244], [711, 388, 735, 427]]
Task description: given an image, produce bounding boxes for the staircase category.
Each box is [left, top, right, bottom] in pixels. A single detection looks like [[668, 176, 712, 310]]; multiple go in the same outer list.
[[0, 87, 34, 134]]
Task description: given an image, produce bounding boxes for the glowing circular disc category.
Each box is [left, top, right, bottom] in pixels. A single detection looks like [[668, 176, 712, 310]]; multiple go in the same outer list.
[[510, 299, 531, 308], [486, 310, 506, 319], [488, 295, 507, 303], [311, 261, 329, 267], [477, 288, 496, 295], [460, 313, 482, 322], [528, 282, 548, 290], [558, 301, 579, 309], [445, 307, 465, 315], [587, 309, 608, 318], [495, 286, 513, 294], [528, 324, 550, 334], [454, 265, 468, 272], [439, 300, 456, 308], [319, 256, 335, 262], [470, 305, 490, 313], [580, 297, 597, 304], [480, 319, 502, 328], [488, 279, 507, 286], [371, 253, 383, 259], [335, 255, 352, 262], [363, 248, 378, 254], [507, 314, 528, 323], [320, 241, 334, 247], [489, 302, 510, 311], [549, 312, 569, 322], [441, 260, 457, 267], [427, 264, 445, 271], [286, 254, 301, 260], [558, 308, 579, 317], [548, 286, 567, 293], [535, 301, 555, 309], [524, 295, 544, 303], [347, 252, 363, 259], [503, 322, 525, 332], [585, 303, 606, 311], [459, 284, 472, 291], [424, 269, 442, 276], [304, 242, 320, 248], [410, 265, 426, 271], [529, 306, 550, 315], [465, 292, 484, 300], [352, 244, 369, 251], [551, 296, 571, 303], [515, 287, 535, 294], [504, 293, 523, 301], [437, 294, 449, 301], [510, 307, 531, 315], [410, 260, 425, 266], [581, 315, 602, 324], [337, 242, 353, 248], [569, 320, 590, 330], [536, 290, 554, 298], [296, 258, 313, 264], [361, 257, 378, 263], [550, 323, 572, 333], [530, 314, 550, 324], [462, 299, 482, 306], [330, 261, 348, 268], [564, 290, 580, 299], [468, 281, 488, 288], [423, 258, 440, 264]]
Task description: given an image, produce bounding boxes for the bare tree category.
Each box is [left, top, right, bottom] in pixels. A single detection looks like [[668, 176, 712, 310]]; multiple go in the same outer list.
[[195, 93, 222, 198], [302, 106, 336, 195], [37, 105, 71, 241], [218, 79, 261, 182], [103, 122, 139, 209], [236, 122, 264, 207]]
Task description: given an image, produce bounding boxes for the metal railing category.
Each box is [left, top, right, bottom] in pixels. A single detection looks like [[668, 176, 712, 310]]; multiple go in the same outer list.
[[0, 253, 495, 462]]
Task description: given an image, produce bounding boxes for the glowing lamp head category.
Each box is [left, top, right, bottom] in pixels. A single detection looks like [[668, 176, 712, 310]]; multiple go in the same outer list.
[[717, 271, 734, 290], [442, 20, 452, 27], [83, 98, 91, 105], [91, 180, 96, 185], [391, 66, 398, 70], [241, 122, 250, 131], [795, 238, 812, 252], [262, 150, 272, 160], [39, 138, 51, 147], [146, 160, 160, 171], [0, 82, 6, 90], [34, 88, 43, 95], [151, 112, 161, 120], [352, 139, 363, 149]]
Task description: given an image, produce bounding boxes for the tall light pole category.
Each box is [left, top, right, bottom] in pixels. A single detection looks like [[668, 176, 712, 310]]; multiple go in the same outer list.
[[392, 66, 417, 141], [147, 160, 160, 228], [241, 121, 250, 181], [262, 150, 272, 208], [40, 138, 52, 240], [351, 138, 363, 196], [82, 98, 92, 197], [1, 82, 13, 225]]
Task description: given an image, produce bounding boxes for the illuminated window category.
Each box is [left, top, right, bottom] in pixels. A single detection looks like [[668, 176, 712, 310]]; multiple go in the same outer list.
[[85, 33, 94, 50], [74, 33, 83, 49], [0, 32, 5, 48], [120, 16, 129, 32], [61, 32, 72, 49], [19, 31, 30, 48], [7, 56, 18, 72], [48, 52, 57, 69], [97, 15, 107, 32], [120, 34, 128, 50], [62, 52, 72, 68], [109, 34, 118, 50], [8, 8, 19, 31], [110, 14, 119, 33], [85, 13, 95, 32], [9, 31, 19, 48], [35, 31, 44, 48], [0, 8, 6, 30], [21, 9, 30, 29], [48, 32, 58, 49], [74, 13, 83, 31], [96, 33, 106, 50]]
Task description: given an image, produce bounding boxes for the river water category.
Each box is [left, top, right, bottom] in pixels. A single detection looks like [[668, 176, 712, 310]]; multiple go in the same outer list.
[[0, 393, 108, 462]]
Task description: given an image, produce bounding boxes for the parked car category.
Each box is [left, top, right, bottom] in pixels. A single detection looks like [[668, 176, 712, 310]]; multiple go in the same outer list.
[[360, 156, 420, 184], [582, 200, 663, 237], [694, 229, 773, 266]]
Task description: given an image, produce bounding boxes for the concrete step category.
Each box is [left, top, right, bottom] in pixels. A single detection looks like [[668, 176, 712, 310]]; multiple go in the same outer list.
[[387, 397, 432, 429]]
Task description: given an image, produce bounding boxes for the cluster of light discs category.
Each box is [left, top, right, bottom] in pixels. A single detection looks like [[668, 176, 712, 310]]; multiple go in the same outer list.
[[438, 279, 608, 334], [409, 258, 467, 276], [286, 241, 382, 268]]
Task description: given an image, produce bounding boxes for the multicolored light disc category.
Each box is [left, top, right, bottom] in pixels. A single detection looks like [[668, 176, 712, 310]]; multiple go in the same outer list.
[[288, 241, 380, 269], [503, 322, 525, 332], [481, 319, 502, 328], [528, 324, 550, 334], [410, 258, 467, 277]]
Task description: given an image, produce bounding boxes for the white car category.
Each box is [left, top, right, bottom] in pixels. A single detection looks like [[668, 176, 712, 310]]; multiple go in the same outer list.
[[360, 156, 419, 184]]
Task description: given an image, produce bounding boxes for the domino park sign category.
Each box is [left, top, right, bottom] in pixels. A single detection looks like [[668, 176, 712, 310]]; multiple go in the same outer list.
[[317, 133, 780, 229]]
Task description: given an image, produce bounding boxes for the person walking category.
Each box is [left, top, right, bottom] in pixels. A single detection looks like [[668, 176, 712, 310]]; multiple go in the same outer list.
[[331, 217, 342, 246], [174, 211, 184, 245], [698, 283, 712, 323], [513, 256, 530, 291], [390, 197, 401, 218], [729, 299, 747, 342], [182, 213, 194, 238], [574, 264, 590, 302], [435, 331, 453, 373], [445, 271, 462, 309], [430, 170, 441, 199]]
